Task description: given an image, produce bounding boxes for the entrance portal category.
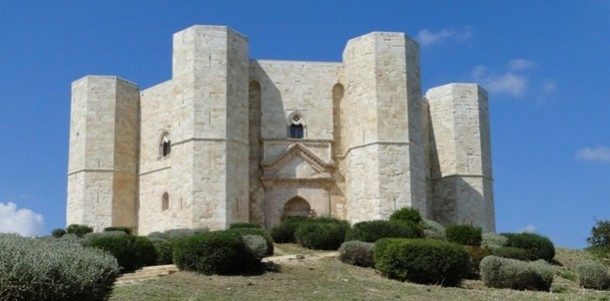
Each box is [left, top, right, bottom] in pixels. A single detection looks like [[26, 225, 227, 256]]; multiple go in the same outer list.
[[282, 196, 311, 219]]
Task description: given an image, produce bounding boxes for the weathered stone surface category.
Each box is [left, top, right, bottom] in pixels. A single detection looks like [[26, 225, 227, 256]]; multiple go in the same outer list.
[[66, 25, 495, 234]]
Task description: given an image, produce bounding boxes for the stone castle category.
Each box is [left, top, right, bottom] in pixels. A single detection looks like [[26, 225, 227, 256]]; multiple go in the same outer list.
[[66, 25, 495, 234]]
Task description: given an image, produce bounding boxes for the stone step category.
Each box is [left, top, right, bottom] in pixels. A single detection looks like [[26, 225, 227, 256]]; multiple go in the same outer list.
[[115, 264, 179, 285]]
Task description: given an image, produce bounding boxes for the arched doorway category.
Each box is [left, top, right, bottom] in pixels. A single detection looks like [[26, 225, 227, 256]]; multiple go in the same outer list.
[[282, 196, 311, 219]]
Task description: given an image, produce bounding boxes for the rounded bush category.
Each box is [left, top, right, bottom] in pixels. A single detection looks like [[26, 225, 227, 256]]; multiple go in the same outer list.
[[150, 237, 173, 264], [66, 224, 93, 237], [242, 234, 268, 260], [374, 238, 470, 286], [576, 261, 610, 290], [502, 232, 555, 261], [229, 222, 262, 229], [345, 220, 423, 242], [159, 228, 209, 241], [83, 233, 156, 271], [480, 256, 556, 291], [482, 232, 508, 248], [173, 230, 252, 275], [226, 227, 274, 256], [389, 207, 422, 224], [51, 228, 66, 238], [422, 218, 445, 240], [339, 240, 375, 267], [446, 225, 482, 246], [0, 234, 119, 301], [491, 246, 530, 261], [295, 218, 349, 250], [464, 246, 492, 279], [104, 226, 132, 234], [270, 216, 310, 243]]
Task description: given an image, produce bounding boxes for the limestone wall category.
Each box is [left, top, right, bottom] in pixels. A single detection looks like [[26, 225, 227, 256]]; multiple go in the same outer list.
[[66, 76, 139, 232], [138, 80, 194, 234], [341, 32, 427, 223], [426, 83, 495, 231]]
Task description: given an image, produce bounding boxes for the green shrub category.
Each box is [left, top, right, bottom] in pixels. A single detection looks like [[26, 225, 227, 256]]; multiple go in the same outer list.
[[66, 224, 93, 237], [83, 233, 156, 271], [480, 256, 556, 291], [150, 238, 173, 264], [295, 218, 350, 250], [374, 238, 470, 286], [104, 226, 132, 234], [226, 227, 274, 256], [148, 228, 209, 242], [389, 207, 422, 224], [482, 232, 508, 248], [446, 225, 482, 246], [491, 246, 530, 261], [422, 218, 445, 240], [173, 231, 254, 275], [339, 241, 375, 268], [345, 220, 423, 242], [51, 228, 66, 238], [502, 232, 555, 261], [229, 222, 262, 229], [576, 261, 610, 290], [464, 246, 492, 279], [0, 234, 119, 301], [270, 216, 310, 243], [242, 234, 268, 261]]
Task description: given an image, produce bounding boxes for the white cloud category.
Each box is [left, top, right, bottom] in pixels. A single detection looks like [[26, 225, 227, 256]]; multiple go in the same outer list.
[[520, 224, 537, 233], [0, 202, 44, 237], [416, 27, 472, 47], [576, 146, 610, 164], [472, 65, 528, 97], [508, 58, 536, 71]]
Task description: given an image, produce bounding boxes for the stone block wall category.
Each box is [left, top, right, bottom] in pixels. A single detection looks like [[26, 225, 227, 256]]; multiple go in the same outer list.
[[426, 83, 495, 231], [66, 76, 139, 231], [341, 32, 427, 223]]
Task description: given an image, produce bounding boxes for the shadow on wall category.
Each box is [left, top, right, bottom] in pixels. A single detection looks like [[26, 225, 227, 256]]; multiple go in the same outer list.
[[248, 61, 284, 227], [426, 115, 490, 230]]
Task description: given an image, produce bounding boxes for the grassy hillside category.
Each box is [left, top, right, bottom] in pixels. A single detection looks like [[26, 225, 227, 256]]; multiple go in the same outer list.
[[111, 245, 610, 301]]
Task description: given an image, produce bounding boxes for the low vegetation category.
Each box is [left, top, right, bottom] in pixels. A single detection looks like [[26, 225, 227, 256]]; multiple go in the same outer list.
[[344, 219, 422, 242], [0, 234, 119, 301], [576, 260, 610, 290], [374, 238, 470, 286], [338, 240, 374, 267], [480, 256, 556, 291], [83, 232, 157, 271], [294, 217, 349, 250], [445, 225, 482, 246]]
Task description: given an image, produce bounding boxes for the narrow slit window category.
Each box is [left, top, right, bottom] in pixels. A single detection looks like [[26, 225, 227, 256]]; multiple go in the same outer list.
[[161, 134, 171, 157], [161, 193, 169, 211]]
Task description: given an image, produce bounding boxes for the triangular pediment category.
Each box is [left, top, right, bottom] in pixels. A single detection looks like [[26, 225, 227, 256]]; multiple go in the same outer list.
[[262, 143, 334, 180]]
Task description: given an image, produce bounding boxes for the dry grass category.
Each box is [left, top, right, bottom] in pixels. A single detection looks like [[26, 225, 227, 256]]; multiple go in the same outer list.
[[111, 246, 610, 301]]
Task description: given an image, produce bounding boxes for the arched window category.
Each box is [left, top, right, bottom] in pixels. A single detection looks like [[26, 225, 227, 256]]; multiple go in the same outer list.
[[288, 113, 304, 139], [161, 193, 169, 211], [160, 133, 171, 157]]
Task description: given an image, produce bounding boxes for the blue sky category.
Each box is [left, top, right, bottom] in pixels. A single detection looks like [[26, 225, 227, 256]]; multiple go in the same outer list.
[[0, 1, 608, 248]]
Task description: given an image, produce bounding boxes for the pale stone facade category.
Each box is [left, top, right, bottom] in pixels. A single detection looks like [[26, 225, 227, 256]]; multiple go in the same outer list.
[[66, 25, 495, 234]]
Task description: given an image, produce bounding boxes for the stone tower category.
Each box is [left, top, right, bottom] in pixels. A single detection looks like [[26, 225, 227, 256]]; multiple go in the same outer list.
[[66, 77, 140, 231], [341, 32, 427, 223], [426, 84, 494, 231], [136, 26, 250, 233]]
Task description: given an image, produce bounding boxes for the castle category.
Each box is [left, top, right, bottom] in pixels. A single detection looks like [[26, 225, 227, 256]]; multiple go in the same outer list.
[[66, 25, 495, 234]]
